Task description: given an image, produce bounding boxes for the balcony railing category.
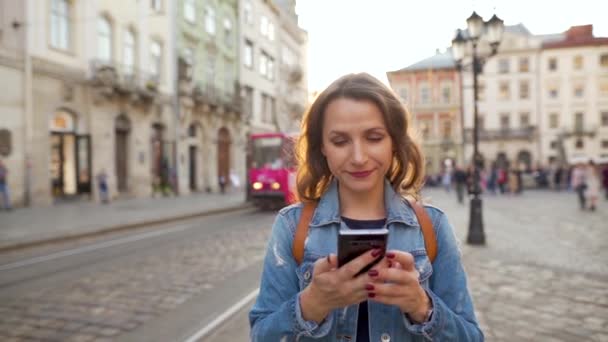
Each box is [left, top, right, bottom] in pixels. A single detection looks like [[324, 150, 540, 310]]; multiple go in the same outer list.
[[464, 126, 537, 142], [89, 59, 160, 96]]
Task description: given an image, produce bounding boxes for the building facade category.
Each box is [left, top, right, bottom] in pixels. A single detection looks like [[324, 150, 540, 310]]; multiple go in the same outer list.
[[176, 0, 245, 194], [387, 50, 464, 176], [0, 0, 177, 206], [539, 25, 608, 166]]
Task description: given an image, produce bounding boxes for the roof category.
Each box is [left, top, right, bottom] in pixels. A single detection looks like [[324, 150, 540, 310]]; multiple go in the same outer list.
[[542, 25, 608, 49], [391, 49, 456, 72]]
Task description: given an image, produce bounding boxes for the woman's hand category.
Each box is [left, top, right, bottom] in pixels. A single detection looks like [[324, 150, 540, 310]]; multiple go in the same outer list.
[[367, 250, 432, 323], [300, 248, 383, 323]]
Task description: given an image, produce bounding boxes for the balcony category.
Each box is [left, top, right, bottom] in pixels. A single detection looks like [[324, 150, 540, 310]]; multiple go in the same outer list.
[[89, 59, 160, 105], [464, 126, 537, 142]]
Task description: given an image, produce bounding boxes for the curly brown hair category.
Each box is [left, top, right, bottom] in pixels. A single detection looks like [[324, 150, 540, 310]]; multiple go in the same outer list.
[[295, 73, 425, 202]]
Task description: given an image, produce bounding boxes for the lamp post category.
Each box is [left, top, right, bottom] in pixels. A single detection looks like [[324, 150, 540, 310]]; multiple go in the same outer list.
[[452, 12, 504, 245]]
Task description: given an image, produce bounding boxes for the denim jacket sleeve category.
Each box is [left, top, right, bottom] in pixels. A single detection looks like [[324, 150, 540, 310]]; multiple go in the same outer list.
[[249, 208, 334, 341], [403, 208, 484, 341]]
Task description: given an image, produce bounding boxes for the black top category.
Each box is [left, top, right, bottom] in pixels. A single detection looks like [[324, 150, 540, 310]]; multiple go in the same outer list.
[[341, 216, 387, 342]]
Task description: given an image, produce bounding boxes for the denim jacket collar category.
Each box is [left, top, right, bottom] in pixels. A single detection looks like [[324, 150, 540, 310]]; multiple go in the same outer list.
[[309, 178, 419, 228]]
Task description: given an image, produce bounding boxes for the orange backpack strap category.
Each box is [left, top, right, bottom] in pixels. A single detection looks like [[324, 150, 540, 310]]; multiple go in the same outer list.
[[404, 197, 438, 263], [293, 202, 317, 265]]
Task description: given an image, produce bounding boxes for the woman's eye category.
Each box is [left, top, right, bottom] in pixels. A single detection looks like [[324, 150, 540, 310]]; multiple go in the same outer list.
[[368, 135, 384, 142], [332, 140, 347, 146]]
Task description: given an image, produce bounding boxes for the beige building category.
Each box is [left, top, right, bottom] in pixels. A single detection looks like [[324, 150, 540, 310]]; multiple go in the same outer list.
[[0, 0, 177, 206], [387, 50, 464, 176], [538, 25, 608, 166]]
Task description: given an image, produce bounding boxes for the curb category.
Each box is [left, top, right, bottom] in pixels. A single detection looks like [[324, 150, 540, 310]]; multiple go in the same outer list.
[[0, 203, 255, 254]]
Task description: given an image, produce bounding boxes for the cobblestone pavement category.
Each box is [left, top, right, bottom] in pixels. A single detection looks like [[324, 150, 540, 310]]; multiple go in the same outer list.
[[422, 188, 608, 341], [0, 210, 275, 342], [207, 189, 608, 342]]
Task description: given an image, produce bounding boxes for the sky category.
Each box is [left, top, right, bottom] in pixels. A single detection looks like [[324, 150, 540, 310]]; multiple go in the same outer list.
[[295, 0, 608, 92]]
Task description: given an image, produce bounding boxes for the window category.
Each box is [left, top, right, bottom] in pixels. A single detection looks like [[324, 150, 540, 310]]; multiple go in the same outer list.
[[183, 46, 194, 66], [268, 23, 275, 41], [123, 29, 136, 75], [259, 51, 268, 77], [549, 113, 559, 128], [150, 39, 162, 79], [244, 1, 253, 25], [267, 57, 274, 81], [184, 0, 196, 23], [282, 46, 294, 66], [419, 86, 430, 104], [206, 55, 216, 85], [601, 111, 608, 126], [441, 85, 451, 103], [205, 7, 216, 35], [602, 140, 608, 149], [97, 16, 112, 61], [519, 81, 529, 99], [573, 55, 583, 70], [520, 112, 530, 127], [499, 82, 510, 100], [549, 86, 558, 99], [244, 40, 253, 68], [550, 141, 558, 149], [574, 85, 584, 98], [151, 0, 162, 12], [600, 82, 608, 96], [600, 54, 608, 67], [519, 57, 529, 72], [548, 57, 558, 71], [442, 121, 452, 139], [500, 113, 510, 131], [575, 139, 584, 149], [420, 121, 431, 139], [260, 16, 268, 37], [399, 88, 408, 102], [224, 18, 232, 46], [498, 58, 509, 73], [575, 112, 584, 131], [50, 0, 71, 50]]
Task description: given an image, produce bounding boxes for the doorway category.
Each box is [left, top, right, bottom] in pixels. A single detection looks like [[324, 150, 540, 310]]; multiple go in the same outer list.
[[189, 145, 197, 191], [115, 115, 131, 192]]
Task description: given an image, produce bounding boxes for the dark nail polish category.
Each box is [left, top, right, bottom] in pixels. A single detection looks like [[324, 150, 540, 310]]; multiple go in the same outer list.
[[386, 252, 395, 259], [368, 269, 379, 277], [371, 249, 382, 257], [368, 292, 376, 298], [365, 284, 375, 291]]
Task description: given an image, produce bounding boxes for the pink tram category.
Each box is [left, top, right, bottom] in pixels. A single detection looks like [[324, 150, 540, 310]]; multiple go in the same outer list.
[[248, 132, 298, 208]]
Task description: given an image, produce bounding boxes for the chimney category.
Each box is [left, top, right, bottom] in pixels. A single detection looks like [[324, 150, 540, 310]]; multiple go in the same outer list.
[[565, 25, 593, 41]]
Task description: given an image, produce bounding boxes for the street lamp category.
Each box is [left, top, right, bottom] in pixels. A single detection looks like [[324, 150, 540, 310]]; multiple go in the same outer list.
[[452, 12, 504, 245]]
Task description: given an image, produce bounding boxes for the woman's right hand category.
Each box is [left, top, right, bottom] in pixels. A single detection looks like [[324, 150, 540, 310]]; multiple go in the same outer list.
[[299, 249, 383, 323]]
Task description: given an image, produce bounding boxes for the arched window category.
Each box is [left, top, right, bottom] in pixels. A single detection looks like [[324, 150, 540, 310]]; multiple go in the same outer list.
[[123, 28, 136, 75], [97, 16, 113, 61]]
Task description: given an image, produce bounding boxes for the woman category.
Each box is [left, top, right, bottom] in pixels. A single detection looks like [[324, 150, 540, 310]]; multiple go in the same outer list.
[[249, 73, 483, 341], [585, 160, 600, 211]]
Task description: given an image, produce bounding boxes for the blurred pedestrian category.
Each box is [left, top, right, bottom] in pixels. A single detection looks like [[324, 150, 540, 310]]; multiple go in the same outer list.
[[585, 160, 600, 211], [441, 168, 452, 192], [218, 174, 226, 194], [453, 165, 467, 204], [497, 166, 507, 194], [570, 163, 587, 210], [0, 159, 12, 210], [249, 73, 483, 341], [486, 163, 498, 195], [96, 169, 109, 204], [553, 165, 563, 191]]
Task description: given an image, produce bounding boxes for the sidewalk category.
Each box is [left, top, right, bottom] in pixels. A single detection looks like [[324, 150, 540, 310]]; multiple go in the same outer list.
[[0, 190, 250, 253]]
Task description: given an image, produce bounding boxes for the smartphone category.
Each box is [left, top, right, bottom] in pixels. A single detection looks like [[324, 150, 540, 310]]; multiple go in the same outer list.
[[337, 224, 389, 276]]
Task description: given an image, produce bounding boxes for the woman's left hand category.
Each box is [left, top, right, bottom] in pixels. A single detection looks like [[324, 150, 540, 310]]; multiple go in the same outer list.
[[367, 250, 431, 323]]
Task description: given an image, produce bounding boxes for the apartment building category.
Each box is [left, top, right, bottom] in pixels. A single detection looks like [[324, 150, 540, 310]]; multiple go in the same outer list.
[[539, 25, 608, 166], [387, 50, 463, 175], [175, 0, 244, 194], [0, 0, 176, 206]]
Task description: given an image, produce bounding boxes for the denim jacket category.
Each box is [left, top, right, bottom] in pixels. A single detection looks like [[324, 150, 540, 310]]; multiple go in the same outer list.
[[249, 180, 483, 341]]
